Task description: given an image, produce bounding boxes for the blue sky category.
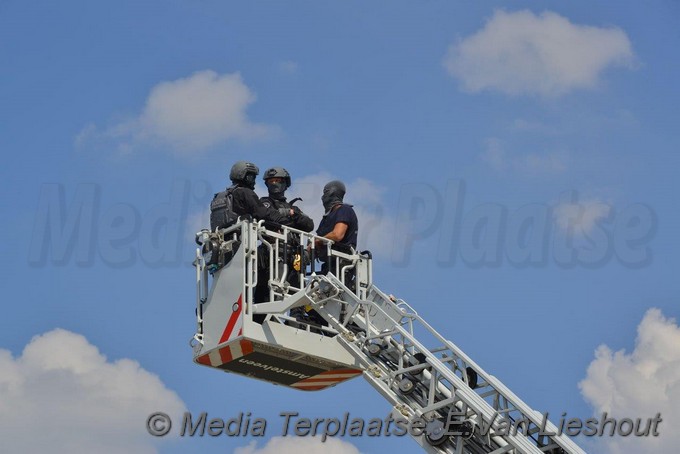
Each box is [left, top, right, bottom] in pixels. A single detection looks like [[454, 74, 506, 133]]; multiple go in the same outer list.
[[2, 1, 680, 453]]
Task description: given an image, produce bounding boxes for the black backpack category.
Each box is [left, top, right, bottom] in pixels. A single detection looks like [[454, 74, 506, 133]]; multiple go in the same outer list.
[[210, 187, 238, 230]]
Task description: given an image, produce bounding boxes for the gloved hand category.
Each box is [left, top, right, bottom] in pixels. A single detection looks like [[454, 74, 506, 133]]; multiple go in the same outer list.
[[278, 207, 292, 217], [290, 206, 304, 220], [292, 249, 312, 272]]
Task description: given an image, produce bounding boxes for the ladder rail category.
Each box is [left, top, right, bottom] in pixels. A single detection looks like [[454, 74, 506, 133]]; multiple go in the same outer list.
[[331, 317, 517, 454], [308, 274, 585, 454], [193, 221, 586, 454], [359, 282, 586, 454]]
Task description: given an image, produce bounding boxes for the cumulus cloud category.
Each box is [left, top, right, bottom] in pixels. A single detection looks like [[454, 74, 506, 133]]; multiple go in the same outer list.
[[580, 309, 680, 453], [77, 70, 275, 154], [185, 173, 395, 256], [553, 197, 611, 234], [519, 152, 568, 174], [0, 329, 185, 453], [279, 61, 299, 74], [287, 173, 393, 256], [444, 10, 634, 96], [186, 207, 210, 241], [480, 138, 506, 171], [481, 138, 568, 174], [510, 118, 559, 134], [235, 436, 361, 454]]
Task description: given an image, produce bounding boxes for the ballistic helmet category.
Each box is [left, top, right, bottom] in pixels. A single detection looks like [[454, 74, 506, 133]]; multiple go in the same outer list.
[[263, 167, 291, 188], [230, 161, 259, 189]]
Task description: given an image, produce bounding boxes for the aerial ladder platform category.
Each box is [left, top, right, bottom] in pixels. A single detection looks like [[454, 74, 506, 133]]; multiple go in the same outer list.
[[191, 220, 587, 454]]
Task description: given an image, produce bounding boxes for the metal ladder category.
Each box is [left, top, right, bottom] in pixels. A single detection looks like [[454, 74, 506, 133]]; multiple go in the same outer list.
[[299, 273, 587, 454]]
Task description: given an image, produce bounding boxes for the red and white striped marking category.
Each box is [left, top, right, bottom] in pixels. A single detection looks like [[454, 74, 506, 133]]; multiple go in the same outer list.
[[291, 368, 364, 391], [218, 294, 244, 344], [196, 339, 254, 367]]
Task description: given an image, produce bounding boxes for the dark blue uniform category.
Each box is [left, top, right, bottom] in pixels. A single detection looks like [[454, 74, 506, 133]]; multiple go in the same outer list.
[[316, 203, 358, 278], [303, 203, 359, 328], [316, 204, 358, 250]]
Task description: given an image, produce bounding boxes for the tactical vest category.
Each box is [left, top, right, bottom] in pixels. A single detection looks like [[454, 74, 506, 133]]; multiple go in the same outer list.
[[210, 188, 237, 230]]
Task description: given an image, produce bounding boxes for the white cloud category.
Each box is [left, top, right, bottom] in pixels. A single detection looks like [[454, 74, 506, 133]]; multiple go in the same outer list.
[[519, 151, 568, 174], [0, 329, 185, 453], [234, 436, 361, 454], [186, 207, 210, 240], [285, 171, 333, 223], [510, 118, 560, 134], [288, 173, 393, 256], [186, 173, 395, 256], [444, 10, 634, 96], [481, 138, 568, 174], [553, 198, 611, 234], [78, 70, 275, 154], [580, 309, 680, 453], [279, 61, 299, 74], [480, 138, 506, 171]]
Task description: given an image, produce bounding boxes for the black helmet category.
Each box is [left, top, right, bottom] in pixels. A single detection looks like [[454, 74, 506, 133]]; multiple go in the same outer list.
[[230, 161, 259, 189], [263, 167, 291, 188], [322, 180, 346, 211], [263, 167, 291, 200]]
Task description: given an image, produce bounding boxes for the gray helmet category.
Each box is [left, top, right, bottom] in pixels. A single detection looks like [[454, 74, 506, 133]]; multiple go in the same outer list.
[[322, 180, 346, 211], [263, 167, 291, 188], [230, 161, 259, 189]]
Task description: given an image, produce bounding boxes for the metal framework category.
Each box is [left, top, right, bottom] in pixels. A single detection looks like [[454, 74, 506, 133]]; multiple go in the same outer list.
[[193, 220, 587, 454]]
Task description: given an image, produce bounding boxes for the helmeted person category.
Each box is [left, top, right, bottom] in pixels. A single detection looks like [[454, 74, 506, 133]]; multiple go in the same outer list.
[[302, 180, 358, 327], [260, 167, 314, 233], [256, 167, 316, 315], [315, 180, 358, 259], [210, 161, 293, 230]]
